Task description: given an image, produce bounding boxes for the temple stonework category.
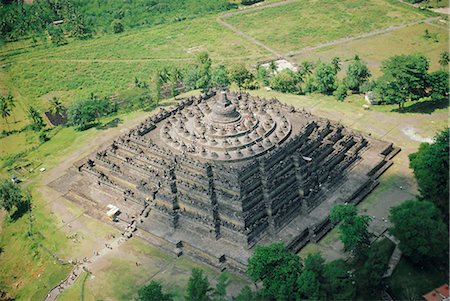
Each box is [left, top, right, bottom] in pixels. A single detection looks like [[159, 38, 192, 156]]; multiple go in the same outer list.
[[51, 91, 399, 273]]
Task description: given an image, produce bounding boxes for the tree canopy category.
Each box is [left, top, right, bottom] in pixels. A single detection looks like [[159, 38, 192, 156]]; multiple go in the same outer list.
[[409, 128, 449, 219], [389, 199, 448, 262], [138, 281, 173, 301], [330, 204, 371, 257], [247, 243, 303, 300], [374, 54, 429, 108], [0, 179, 24, 216], [344, 56, 371, 92], [312, 63, 337, 93], [185, 268, 212, 301]]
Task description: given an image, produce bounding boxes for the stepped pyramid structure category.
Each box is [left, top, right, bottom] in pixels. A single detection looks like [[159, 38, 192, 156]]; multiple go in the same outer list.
[[51, 90, 399, 273]]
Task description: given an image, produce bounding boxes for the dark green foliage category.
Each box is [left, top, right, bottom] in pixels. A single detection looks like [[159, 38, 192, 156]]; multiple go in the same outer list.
[[247, 243, 303, 300], [228, 64, 254, 90], [185, 268, 212, 301], [38, 131, 50, 143], [212, 273, 229, 301], [297, 253, 326, 300], [312, 62, 337, 93], [138, 281, 173, 301], [67, 97, 116, 130], [0, 179, 22, 213], [111, 19, 124, 34], [46, 24, 67, 46], [439, 51, 449, 68], [196, 52, 212, 90], [323, 260, 356, 301], [330, 204, 371, 257], [269, 69, 302, 94], [236, 286, 260, 301], [333, 84, 348, 101], [389, 199, 449, 262], [344, 56, 371, 92], [211, 65, 230, 89], [256, 65, 269, 86], [428, 70, 449, 100], [331, 56, 341, 73], [241, 0, 264, 5], [27, 106, 45, 131], [356, 240, 394, 296], [409, 129, 449, 218], [375, 54, 429, 108], [0, 96, 11, 128]]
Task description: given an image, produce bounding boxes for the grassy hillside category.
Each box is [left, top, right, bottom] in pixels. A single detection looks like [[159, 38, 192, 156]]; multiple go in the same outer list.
[[225, 0, 434, 52]]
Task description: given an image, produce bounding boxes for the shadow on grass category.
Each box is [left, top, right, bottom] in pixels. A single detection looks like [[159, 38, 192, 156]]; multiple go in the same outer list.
[[10, 200, 29, 221], [96, 118, 123, 130], [391, 98, 448, 114]]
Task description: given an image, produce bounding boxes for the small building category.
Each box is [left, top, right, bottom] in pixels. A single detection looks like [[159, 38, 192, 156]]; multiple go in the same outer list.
[[106, 204, 120, 221], [423, 284, 450, 301]]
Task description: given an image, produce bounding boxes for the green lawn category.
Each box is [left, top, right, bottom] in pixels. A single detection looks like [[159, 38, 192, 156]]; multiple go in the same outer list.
[[225, 0, 433, 53], [294, 23, 448, 77]]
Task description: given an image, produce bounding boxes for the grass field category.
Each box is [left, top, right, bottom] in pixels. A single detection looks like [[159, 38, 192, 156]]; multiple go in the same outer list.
[[225, 0, 433, 53], [294, 23, 448, 77]]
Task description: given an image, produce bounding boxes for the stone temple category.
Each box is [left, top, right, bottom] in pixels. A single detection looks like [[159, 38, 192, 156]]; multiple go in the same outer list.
[[51, 90, 398, 274]]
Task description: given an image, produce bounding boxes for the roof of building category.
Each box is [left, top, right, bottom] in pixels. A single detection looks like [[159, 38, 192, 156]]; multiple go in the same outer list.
[[423, 284, 449, 301]]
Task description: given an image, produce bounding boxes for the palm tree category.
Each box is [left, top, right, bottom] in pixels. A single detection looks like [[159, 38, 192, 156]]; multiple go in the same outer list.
[[331, 57, 341, 73], [269, 60, 277, 74], [49, 97, 64, 116], [27, 106, 44, 131], [299, 61, 314, 80], [0, 97, 11, 130], [439, 51, 449, 69], [6, 93, 16, 123]]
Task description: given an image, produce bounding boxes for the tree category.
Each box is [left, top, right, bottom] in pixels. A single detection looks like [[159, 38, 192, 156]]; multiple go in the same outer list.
[[212, 273, 229, 301], [439, 51, 449, 69], [313, 62, 337, 93], [27, 106, 44, 131], [409, 129, 449, 219], [256, 64, 269, 86], [67, 98, 115, 130], [168, 67, 182, 97], [0, 96, 11, 129], [138, 281, 173, 301], [269, 60, 277, 74], [196, 52, 212, 90], [333, 84, 348, 101], [428, 70, 449, 100], [299, 61, 314, 79], [344, 56, 371, 92], [112, 19, 124, 33], [211, 65, 230, 89], [6, 92, 15, 123], [46, 24, 67, 46], [297, 253, 326, 301], [330, 204, 371, 257], [355, 240, 392, 296], [375, 54, 429, 109], [269, 69, 302, 94], [0, 179, 23, 215], [236, 286, 260, 301], [228, 64, 253, 90], [185, 268, 211, 301], [49, 97, 65, 116], [331, 56, 341, 73], [389, 199, 448, 262], [247, 243, 303, 300], [323, 260, 356, 301]]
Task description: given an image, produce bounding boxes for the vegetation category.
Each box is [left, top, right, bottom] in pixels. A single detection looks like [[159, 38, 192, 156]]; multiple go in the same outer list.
[[330, 204, 371, 258], [344, 55, 371, 92], [408, 128, 449, 219], [0, 179, 24, 216], [389, 199, 448, 263], [67, 95, 117, 130], [138, 281, 173, 301]]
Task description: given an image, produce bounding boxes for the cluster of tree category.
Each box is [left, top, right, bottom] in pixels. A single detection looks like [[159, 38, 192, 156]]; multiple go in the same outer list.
[[373, 53, 449, 108], [67, 93, 117, 130], [0, 0, 91, 44], [137, 269, 229, 301], [254, 56, 371, 102], [1, 0, 236, 43], [0, 179, 29, 220]]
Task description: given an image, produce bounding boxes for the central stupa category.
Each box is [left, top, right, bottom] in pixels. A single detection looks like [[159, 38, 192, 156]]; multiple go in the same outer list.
[[56, 90, 398, 274]]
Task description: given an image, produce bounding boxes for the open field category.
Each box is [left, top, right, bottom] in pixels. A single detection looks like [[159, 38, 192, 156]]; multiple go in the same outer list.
[[225, 0, 433, 53], [294, 23, 448, 77]]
